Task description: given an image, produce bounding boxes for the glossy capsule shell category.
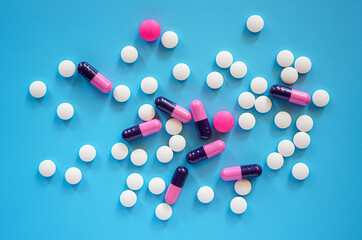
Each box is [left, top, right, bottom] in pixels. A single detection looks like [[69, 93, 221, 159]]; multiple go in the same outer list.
[[154, 96, 192, 123], [165, 166, 188, 205], [221, 164, 262, 181], [122, 119, 162, 142], [269, 84, 311, 106], [186, 140, 225, 164], [77, 62, 113, 93], [190, 100, 212, 140]]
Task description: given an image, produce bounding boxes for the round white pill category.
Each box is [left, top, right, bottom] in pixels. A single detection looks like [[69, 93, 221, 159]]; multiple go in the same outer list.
[[156, 146, 174, 163], [266, 152, 284, 170], [312, 90, 330, 107], [197, 186, 214, 204], [296, 115, 313, 132], [79, 144, 96, 162], [57, 103, 74, 120], [238, 92, 255, 109], [29, 81, 47, 98], [292, 163, 309, 180], [120, 46, 138, 63], [246, 15, 264, 33], [165, 118, 182, 135], [216, 51, 233, 68], [277, 50, 294, 67], [238, 113, 256, 130], [274, 111, 292, 129], [281, 67, 298, 84], [138, 104, 155, 121], [111, 143, 129, 160], [293, 132, 311, 149], [120, 190, 137, 207], [230, 197, 247, 214], [38, 160, 56, 177], [173, 63, 190, 81], [230, 61, 247, 79], [294, 56, 312, 74], [234, 180, 251, 196], [126, 173, 144, 190], [155, 203, 172, 220], [113, 85, 131, 103], [130, 149, 147, 166], [277, 140, 295, 157], [148, 177, 166, 195], [58, 60, 76, 78], [65, 167, 82, 185], [168, 135, 186, 152], [255, 96, 272, 113], [206, 71, 223, 89], [141, 77, 158, 94], [250, 77, 268, 94], [161, 31, 178, 49]]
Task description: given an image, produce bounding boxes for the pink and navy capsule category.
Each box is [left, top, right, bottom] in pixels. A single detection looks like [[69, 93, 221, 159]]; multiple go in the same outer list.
[[154, 96, 192, 123], [122, 119, 162, 142], [221, 164, 262, 181], [186, 140, 225, 164], [77, 62, 113, 93], [269, 84, 311, 106], [165, 166, 188, 205], [190, 100, 212, 140]]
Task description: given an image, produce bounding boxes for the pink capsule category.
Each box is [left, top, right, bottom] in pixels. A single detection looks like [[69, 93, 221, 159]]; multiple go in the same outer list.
[[165, 166, 188, 204], [77, 62, 113, 93], [190, 100, 212, 140], [221, 164, 262, 181], [155, 96, 192, 123], [122, 119, 162, 142]]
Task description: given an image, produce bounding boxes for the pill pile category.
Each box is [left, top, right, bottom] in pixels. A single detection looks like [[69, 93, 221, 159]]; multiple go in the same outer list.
[[33, 17, 330, 220]]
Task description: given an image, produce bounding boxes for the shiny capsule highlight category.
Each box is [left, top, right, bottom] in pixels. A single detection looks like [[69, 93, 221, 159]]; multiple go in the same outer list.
[[155, 96, 192, 123], [190, 100, 212, 140], [221, 164, 262, 181], [186, 140, 225, 164], [165, 166, 188, 204]]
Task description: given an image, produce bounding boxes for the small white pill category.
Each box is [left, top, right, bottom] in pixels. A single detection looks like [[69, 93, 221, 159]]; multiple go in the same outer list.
[[148, 177, 166, 195], [294, 56, 312, 74], [165, 118, 182, 135], [120, 46, 138, 63], [130, 149, 147, 166], [255, 96, 272, 113], [238, 113, 256, 130], [312, 90, 330, 107], [138, 104, 155, 121], [234, 180, 251, 196], [266, 152, 284, 170], [168, 135, 186, 152], [216, 51, 233, 68], [113, 85, 131, 103], [246, 15, 264, 33], [250, 77, 268, 94], [111, 143, 129, 160], [155, 203, 172, 220], [293, 132, 311, 149], [296, 115, 313, 132], [230, 61, 247, 79], [29, 81, 47, 98], [58, 60, 76, 78], [277, 50, 294, 67], [206, 71, 224, 89], [277, 140, 295, 157], [65, 167, 82, 185], [292, 163, 309, 180], [274, 111, 292, 129], [57, 103, 74, 120], [281, 67, 298, 84], [161, 31, 178, 49], [156, 146, 174, 163], [126, 173, 144, 190], [79, 144, 96, 162], [141, 77, 158, 94], [173, 63, 190, 81], [38, 160, 56, 177], [230, 197, 247, 214], [197, 186, 214, 204], [120, 190, 137, 207], [238, 92, 255, 109]]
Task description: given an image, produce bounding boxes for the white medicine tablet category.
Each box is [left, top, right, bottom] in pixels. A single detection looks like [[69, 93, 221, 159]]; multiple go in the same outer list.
[[255, 96, 272, 113], [312, 90, 330, 107], [230, 197, 247, 214], [206, 71, 224, 89], [292, 163, 309, 180], [120, 190, 137, 207], [266, 152, 284, 170], [138, 104, 155, 121], [111, 143, 129, 160], [161, 31, 178, 49], [130, 149, 147, 166], [113, 85, 131, 103], [250, 77, 268, 94], [277, 50, 294, 67], [294, 56, 312, 74], [238, 92, 255, 109], [296, 115, 313, 132], [155, 203, 172, 220], [173, 63, 190, 81], [165, 118, 182, 135], [168, 135, 186, 152], [277, 140, 295, 157], [58, 60, 76, 78], [230, 61, 247, 79], [293, 132, 311, 149], [57, 103, 74, 120], [29, 81, 47, 98], [38, 160, 56, 177], [274, 111, 292, 129], [148, 177, 166, 195], [120, 46, 138, 63], [234, 180, 251, 196], [197, 186, 214, 204], [246, 15, 264, 33], [126, 173, 144, 190], [216, 51, 233, 68], [141, 77, 158, 94], [156, 146, 174, 163], [238, 113, 256, 130], [65, 167, 82, 185], [281, 67, 298, 84], [79, 144, 96, 162]]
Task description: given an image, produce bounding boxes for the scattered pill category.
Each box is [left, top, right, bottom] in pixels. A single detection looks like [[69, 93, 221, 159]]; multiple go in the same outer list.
[[130, 149, 148, 166], [79, 144, 96, 162], [165, 166, 188, 204], [126, 173, 144, 191], [266, 152, 284, 170], [281, 67, 298, 84], [197, 186, 214, 204], [155, 96, 192, 123], [230, 197, 247, 214], [113, 85, 131, 103], [246, 15, 264, 33], [234, 179, 251, 196], [254, 96, 272, 113], [122, 119, 162, 142], [57, 103, 74, 120], [155, 203, 172, 220], [120, 46, 138, 64], [213, 111, 235, 133], [120, 190, 137, 207], [293, 132, 311, 149], [138, 104, 155, 121], [111, 143, 129, 160], [206, 71, 224, 89], [274, 111, 292, 129], [141, 77, 158, 94], [58, 60, 76, 78], [156, 146, 174, 164], [276, 50, 294, 68], [187, 140, 225, 164], [38, 160, 56, 177], [148, 177, 166, 195], [29, 81, 47, 98], [65, 167, 82, 185], [139, 19, 161, 42], [221, 164, 262, 181], [77, 62, 113, 93], [292, 163, 309, 180], [238, 92, 255, 109], [296, 115, 313, 132], [294, 56, 312, 74], [161, 31, 178, 49], [277, 140, 295, 157], [173, 63, 190, 81], [216, 51, 233, 68], [250, 77, 268, 94], [269, 84, 311, 106], [190, 100, 212, 140], [230, 61, 247, 79], [165, 118, 183, 135], [238, 113, 256, 130], [312, 90, 330, 107], [168, 135, 186, 152]]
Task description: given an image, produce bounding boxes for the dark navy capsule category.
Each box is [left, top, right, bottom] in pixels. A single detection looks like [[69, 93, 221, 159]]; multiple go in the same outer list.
[[186, 140, 225, 164], [269, 84, 311, 106], [221, 164, 263, 181], [122, 119, 162, 142], [165, 166, 188, 204], [154, 96, 192, 123], [77, 62, 113, 93], [190, 100, 212, 140]]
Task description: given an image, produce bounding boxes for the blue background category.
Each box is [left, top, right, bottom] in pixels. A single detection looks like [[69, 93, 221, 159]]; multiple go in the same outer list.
[[0, 0, 361, 239]]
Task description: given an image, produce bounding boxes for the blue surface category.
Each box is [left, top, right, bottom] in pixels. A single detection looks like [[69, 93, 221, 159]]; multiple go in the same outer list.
[[0, 0, 361, 239]]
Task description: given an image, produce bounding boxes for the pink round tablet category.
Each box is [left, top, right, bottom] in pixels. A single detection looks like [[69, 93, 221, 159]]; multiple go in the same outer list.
[[213, 111, 235, 133], [139, 19, 161, 42]]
